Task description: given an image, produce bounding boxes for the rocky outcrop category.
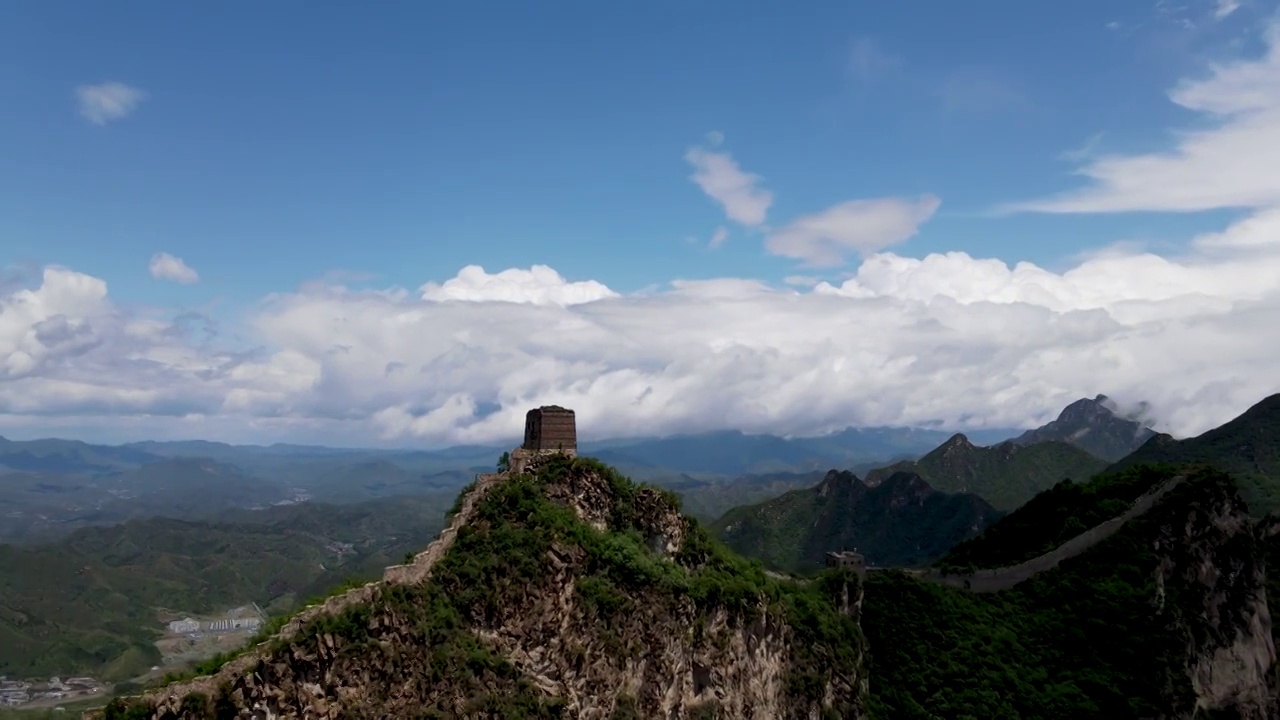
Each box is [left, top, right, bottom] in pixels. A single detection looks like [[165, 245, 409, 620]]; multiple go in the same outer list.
[[1149, 476, 1277, 719]]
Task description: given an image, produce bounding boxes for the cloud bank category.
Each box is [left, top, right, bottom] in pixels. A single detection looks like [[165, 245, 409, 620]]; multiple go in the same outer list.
[[3, 219, 1278, 447]]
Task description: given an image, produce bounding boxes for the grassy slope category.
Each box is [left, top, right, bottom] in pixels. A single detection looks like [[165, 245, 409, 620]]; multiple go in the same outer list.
[[0, 495, 448, 681], [866, 439, 1108, 511]]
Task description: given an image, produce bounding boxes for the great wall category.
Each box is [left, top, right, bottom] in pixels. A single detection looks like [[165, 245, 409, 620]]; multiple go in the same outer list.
[[905, 470, 1190, 593]]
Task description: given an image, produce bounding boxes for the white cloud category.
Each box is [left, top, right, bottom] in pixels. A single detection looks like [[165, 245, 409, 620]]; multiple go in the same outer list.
[[765, 196, 941, 266], [75, 82, 148, 125], [6, 212, 1280, 448], [709, 226, 729, 249], [418, 264, 616, 306], [149, 253, 200, 284], [685, 145, 774, 227], [1214, 0, 1242, 20], [1005, 21, 1280, 214], [705, 130, 725, 147]]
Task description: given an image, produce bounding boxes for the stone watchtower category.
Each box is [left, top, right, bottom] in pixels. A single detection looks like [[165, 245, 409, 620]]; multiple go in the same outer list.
[[510, 405, 577, 473], [523, 405, 577, 452]]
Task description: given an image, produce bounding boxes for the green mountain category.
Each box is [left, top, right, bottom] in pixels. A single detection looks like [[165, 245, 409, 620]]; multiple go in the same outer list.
[[712, 470, 1003, 572], [98, 454, 869, 720], [863, 464, 1278, 718], [864, 434, 1108, 511], [1109, 393, 1280, 515], [0, 494, 451, 681], [1011, 394, 1157, 461]]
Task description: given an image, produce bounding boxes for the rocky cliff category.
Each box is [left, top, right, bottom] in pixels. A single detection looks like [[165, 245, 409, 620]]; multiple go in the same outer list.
[[1147, 472, 1277, 718], [92, 454, 867, 720]]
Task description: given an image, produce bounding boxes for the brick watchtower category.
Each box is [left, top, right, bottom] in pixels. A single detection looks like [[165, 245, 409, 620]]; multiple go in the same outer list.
[[510, 405, 577, 473]]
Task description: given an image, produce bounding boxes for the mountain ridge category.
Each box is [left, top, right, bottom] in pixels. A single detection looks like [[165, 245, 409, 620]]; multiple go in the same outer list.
[[863, 437, 1106, 511], [713, 469, 1002, 571], [1110, 392, 1280, 515]]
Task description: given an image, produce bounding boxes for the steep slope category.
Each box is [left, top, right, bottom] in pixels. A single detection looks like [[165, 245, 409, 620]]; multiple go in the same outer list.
[[713, 470, 1002, 572], [1111, 393, 1280, 515], [1012, 393, 1157, 461], [863, 434, 1107, 511], [864, 465, 1278, 719], [95, 455, 868, 720]]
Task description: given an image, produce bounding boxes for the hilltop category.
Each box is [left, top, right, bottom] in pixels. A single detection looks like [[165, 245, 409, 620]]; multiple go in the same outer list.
[[1011, 394, 1157, 461], [713, 470, 1002, 572], [95, 453, 868, 719], [1111, 393, 1280, 515]]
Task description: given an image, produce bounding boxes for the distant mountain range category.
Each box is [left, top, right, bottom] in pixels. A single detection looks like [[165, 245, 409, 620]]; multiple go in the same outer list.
[[0, 424, 1026, 482], [0, 395, 1162, 542]]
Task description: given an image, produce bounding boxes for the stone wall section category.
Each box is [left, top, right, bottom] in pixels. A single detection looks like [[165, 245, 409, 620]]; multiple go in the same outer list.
[[910, 472, 1189, 593]]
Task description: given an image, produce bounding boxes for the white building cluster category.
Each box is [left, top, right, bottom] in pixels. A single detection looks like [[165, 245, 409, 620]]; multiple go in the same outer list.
[[167, 615, 262, 634]]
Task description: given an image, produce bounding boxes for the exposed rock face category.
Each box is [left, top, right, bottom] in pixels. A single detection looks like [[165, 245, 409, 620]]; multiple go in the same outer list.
[[1013, 393, 1157, 461], [1148, 476, 1278, 719], [92, 454, 867, 720]]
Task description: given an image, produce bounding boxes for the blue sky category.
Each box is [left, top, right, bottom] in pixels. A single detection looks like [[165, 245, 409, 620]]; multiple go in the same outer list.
[[2, 0, 1279, 446], [1, 1, 1259, 301]]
